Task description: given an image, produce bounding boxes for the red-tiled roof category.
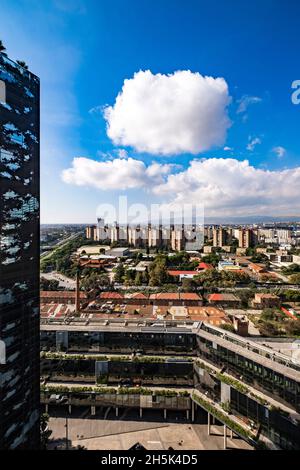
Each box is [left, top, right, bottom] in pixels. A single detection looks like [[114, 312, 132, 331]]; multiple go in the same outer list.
[[130, 292, 147, 299], [150, 292, 202, 300], [180, 293, 202, 300], [208, 293, 223, 301], [197, 262, 213, 270], [208, 293, 239, 302], [99, 292, 124, 299], [40, 291, 87, 298], [259, 271, 278, 278], [249, 263, 265, 272], [150, 293, 179, 300]]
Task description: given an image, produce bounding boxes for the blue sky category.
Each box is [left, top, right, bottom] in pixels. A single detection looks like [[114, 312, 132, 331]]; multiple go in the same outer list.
[[1, 0, 300, 222]]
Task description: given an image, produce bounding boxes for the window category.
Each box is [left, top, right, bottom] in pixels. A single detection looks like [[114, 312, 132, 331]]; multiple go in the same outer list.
[[0, 79, 6, 103]]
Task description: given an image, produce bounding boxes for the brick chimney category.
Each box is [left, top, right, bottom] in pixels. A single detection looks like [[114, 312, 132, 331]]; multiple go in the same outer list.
[[75, 269, 80, 313]]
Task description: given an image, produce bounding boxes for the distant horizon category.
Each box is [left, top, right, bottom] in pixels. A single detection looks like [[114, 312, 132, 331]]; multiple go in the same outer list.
[[41, 214, 300, 226]]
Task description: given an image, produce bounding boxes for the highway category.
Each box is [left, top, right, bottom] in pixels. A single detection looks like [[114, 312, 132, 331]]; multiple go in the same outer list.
[[40, 232, 82, 259]]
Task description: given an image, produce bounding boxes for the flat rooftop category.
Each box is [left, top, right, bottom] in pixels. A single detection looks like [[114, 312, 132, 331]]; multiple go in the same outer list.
[[40, 318, 300, 381], [197, 326, 300, 382]]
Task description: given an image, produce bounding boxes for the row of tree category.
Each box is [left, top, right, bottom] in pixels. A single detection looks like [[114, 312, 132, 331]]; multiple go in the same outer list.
[[257, 308, 300, 337], [0, 39, 28, 68]]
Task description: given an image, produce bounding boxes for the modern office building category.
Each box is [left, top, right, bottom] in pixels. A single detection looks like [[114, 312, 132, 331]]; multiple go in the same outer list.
[[0, 52, 40, 449], [40, 319, 300, 449]]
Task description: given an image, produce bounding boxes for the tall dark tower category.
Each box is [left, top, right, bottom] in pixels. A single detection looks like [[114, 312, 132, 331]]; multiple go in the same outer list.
[[0, 52, 40, 449]]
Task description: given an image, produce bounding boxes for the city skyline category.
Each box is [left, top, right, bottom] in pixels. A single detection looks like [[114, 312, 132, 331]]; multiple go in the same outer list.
[[1, 0, 300, 224]]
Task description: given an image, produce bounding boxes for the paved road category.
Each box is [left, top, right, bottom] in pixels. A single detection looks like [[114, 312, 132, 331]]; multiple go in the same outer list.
[[40, 232, 82, 260]]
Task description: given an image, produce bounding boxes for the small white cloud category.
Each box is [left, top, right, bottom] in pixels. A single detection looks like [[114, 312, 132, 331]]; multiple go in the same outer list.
[[103, 70, 231, 155], [61, 156, 175, 190], [223, 146, 233, 151], [247, 136, 262, 151], [237, 95, 262, 114], [272, 146, 286, 159], [88, 105, 103, 115]]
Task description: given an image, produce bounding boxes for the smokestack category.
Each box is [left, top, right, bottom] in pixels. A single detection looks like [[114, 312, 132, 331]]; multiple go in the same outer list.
[[75, 269, 80, 313]]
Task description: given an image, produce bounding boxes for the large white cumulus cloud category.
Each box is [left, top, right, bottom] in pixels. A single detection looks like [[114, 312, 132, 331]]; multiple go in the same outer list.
[[62, 156, 300, 216], [103, 70, 231, 155], [153, 158, 300, 215]]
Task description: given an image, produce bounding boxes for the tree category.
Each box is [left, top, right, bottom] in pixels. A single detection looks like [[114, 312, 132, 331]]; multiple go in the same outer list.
[[194, 269, 250, 288], [285, 319, 300, 336], [182, 277, 196, 291], [142, 270, 149, 285], [81, 272, 110, 291], [220, 323, 235, 333], [168, 251, 198, 270], [16, 60, 28, 69], [135, 252, 143, 262], [168, 251, 190, 267], [289, 273, 300, 285], [238, 289, 253, 308], [0, 40, 7, 55], [149, 255, 170, 286], [258, 321, 280, 337], [40, 277, 59, 291], [201, 253, 221, 267], [134, 271, 143, 286], [40, 413, 52, 449], [114, 263, 125, 283], [282, 264, 300, 275], [261, 308, 278, 321], [124, 269, 135, 286], [283, 289, 300, 303]]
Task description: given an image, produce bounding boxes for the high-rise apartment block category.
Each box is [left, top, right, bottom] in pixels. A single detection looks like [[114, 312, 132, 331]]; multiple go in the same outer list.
[[212, 227, 231, 247], [86, 220, 203, 251], [238, 228, 258, 248]]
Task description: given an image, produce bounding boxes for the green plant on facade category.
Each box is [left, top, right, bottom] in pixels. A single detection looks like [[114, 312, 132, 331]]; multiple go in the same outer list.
[[191, 392, 256, 443], [216, 373, 249, 394], [195, 360, 215, 373], [41, 384, 184, 398], [41, 351, 192, 363], [96, 375, 108, 384], [220, 400, 231, 413], [249, 392, 268, 406]]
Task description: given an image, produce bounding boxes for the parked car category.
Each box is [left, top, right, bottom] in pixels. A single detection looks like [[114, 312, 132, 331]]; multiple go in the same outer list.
[[49, 394, 68, 403]]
